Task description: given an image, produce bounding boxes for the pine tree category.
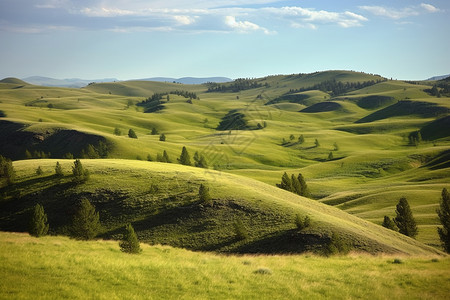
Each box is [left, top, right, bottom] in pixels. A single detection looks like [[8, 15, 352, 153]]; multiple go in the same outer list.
[[437, 188, 450, 253], [277, 172, 293, 192], [159, 133, 166, 141], [146, 154, 153, 161], [70, 198, 102, 240], [36, 166, 44, 175], [328, 152, 334, 160], [29, 204, 49, 237], [297, 173, 310, 197], [394, 197, 418, 238], [72, 159, 89, 182], [162, 150, 170, 163], [381, 216, 397, 231], [128, 129, 137, 139], [55, 162, 64, 177], [314, 139, 320, 147], [151, 127, 158, 135], [113, 127, 121, 136], [199, 184, 212, 205], [119, 224, 142, 254], [298, 135, 305, 144], [25, 149, 32, 159], [85, 144, 99, 158], [290, 134, 295, 141], [291, 174, 302, 195], [178, 146, 191, 166], [0, 155, 15, 185]]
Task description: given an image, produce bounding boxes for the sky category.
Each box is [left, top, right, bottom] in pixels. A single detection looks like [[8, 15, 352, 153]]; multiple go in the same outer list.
[[0, 0, 449, 80]]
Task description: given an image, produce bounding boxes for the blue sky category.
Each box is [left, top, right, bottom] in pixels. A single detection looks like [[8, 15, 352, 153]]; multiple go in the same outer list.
[[0, 0, 449, 80]]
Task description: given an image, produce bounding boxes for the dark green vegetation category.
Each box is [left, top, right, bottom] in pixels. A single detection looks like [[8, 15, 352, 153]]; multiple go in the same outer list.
[[120, 224, 142, 254], [0, 70, 449, 255], [437, 188, 450, 253]]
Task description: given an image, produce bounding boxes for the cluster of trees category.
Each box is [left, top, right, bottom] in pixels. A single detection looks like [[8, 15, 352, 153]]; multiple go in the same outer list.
[[216, 111, 249, 131], [29, 199, 141, 253], [80, 142, 109, 158], [24, 150, 51, 159], [408, 131, 422, 146], [382, 190, 450, 253], [137, 90, 199, 113], [207, 78, 268, 93], [285, 79, 385, 97], [150, 147, 208, 169], [424, 82, 450, 98], [277, 172, 310, 197]]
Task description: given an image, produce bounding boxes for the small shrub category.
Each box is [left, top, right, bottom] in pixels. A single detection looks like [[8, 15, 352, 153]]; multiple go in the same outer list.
[[55, 162, 63, 177], [36, 166, 44, 175], [253, 268, 272, 275], [295, 214, 311, 230], [233, 219, 248, 240], [128, 129, 137, 139], [392, 258, 403, 264], [199, 184, 212, 205], [159, 133, 166, 141]]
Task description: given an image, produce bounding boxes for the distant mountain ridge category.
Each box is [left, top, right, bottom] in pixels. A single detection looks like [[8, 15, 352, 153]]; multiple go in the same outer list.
[[22, 76, 232, 88], [426, 74, 450, 81], [22, 76, 118, 88], [137, 77, 232, 84]]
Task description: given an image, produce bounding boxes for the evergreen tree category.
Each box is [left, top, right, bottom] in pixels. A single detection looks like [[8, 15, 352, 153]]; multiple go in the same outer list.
[[128, 129, 137, 139], [70, 198, 102, 240], [437, 188, 450, 253], [25, 149, 32, 159], [291, 174, 302, 195], [290, 134, 295, 141], [151, 127, 158, 135], [147, 154, 153, 161], [119, 224, 142, 254], [298, 135, 305, 144], [295, 214, 311, 230], [178, 146, 191, 166], [328, 152, 334, 160], [159, 133, 166, 141], [72, 159, 89, 183], [194, 151, 208, 168], [85, 144, 99, 158], [36, 166, 44, 175], [199, 184, 212, 205], [394, 197, 418, 238], [113, 127, 121, 136], [277, 172, 293, 192], [381, 216, 397, 231], [162, 150, 170, 163], [29, 204, 49, 237], [0, 155, 15, 185], [314, 139, 320, 147], [55, 162, 64, 177], [297, 173, 310, 197]]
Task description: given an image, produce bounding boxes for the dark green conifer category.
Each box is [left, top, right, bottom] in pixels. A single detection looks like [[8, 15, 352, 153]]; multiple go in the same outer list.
[[199, 184, 212, 205], [277, 172, 293, 192], [381, 216, 397, 231], [178, 146, 191, 166], [29, 204, 49, 237], [394, 197, 418, 238], [70, 198, 102, 240], [55, 161, 64, 177], [119, 224, 142, 254], [437, 188, 450, 253]]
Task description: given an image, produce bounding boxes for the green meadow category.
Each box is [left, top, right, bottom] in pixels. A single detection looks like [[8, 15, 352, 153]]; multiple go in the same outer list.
[[0, 71, 449, 297], [1, 232, 449, 300]]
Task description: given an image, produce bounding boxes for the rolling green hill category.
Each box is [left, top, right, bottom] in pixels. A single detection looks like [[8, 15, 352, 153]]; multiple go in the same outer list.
[[1, 70, 449, 253]]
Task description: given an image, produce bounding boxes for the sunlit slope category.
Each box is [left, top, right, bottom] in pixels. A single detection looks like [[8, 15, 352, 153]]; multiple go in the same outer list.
[[1, 232, 448, 300], [0, 159, 444, 256]]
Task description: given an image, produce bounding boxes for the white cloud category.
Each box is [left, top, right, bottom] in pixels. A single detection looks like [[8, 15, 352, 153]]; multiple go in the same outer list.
[[174, 15, 197, 25], [224, 16, 272, 34], [420, 3, 440, 13], [360, 3, 441, 19]]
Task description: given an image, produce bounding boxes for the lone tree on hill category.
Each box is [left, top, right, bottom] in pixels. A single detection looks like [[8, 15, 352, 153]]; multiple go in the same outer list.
[[159, 133, 166, 141], [70, 198, 102, 240], [128, 128, 137, 139], [72, 159, 89, 183], [151, 127, 158, 135], [381, 216, 397, 231], [314, 139, 320, 147], [199, 184, 212, 205], [29, 204, 49, 237], [120, 224, 142, 254], [437, 188, 450, 253], [178, 146, 191, 166], [298, 135, 305, 144], [55, 161, 63, 177], [394, 197, 418, 238]]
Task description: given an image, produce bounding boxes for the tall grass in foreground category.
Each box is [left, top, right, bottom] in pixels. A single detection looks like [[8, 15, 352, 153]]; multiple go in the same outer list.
[[0, 232, 448, 299]]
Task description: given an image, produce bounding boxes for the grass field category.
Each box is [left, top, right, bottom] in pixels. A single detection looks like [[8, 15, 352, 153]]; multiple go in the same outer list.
[[1, 232, 449, 300]]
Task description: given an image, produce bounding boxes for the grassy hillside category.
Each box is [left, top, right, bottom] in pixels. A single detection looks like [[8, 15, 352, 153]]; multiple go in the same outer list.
[[1, 232, 449, 300], [1, 70, 449, 252]]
